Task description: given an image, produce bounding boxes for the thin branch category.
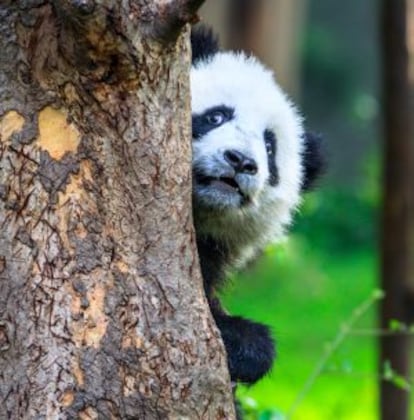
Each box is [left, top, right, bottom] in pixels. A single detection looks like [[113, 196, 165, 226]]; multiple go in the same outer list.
[[286, 290, 384, 419], [350, 328, 414, 336]]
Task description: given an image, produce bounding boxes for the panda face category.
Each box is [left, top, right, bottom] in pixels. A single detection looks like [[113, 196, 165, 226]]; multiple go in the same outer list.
[[191, 52, 305, 242], [192, 103, 268, 209]]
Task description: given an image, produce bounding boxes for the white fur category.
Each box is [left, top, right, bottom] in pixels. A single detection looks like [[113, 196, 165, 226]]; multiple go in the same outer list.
[[191, 52, 305, 260]]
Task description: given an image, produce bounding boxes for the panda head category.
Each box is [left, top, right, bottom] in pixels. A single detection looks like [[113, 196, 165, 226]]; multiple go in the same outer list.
[[190, 27, 324, 248]]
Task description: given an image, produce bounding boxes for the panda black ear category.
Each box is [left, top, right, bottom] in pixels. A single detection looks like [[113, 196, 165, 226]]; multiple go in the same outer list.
[[301, 132, 326, 192], [191, 25, 220, 66]]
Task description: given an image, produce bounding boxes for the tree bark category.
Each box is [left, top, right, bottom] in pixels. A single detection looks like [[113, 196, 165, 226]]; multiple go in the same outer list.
[[0, 1, 235, 418], [380, 1, 414, 419]]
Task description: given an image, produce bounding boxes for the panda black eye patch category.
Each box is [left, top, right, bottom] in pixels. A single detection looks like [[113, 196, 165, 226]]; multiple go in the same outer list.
[[192, 105, 235, 139], [264, 129, 279, 186]]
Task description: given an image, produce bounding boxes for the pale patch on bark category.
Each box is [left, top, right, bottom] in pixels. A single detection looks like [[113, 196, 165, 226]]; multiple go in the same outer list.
[[36, 106, 80, 160], [72, 357, 85, 387], [57, 160, 94, 207], [122, 333, 143, 350], [56, 160, 96, 248], [71, 282, 110, 348], [0, 110, 25, 142], [122, 375, 136, 397], [60, 390, 75, 407], [79, 407, 99, 420], [115, 260, 129, 274]]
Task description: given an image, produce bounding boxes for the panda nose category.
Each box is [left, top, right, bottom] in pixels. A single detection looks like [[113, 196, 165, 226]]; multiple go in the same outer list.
[[224, 149, 258, 175]]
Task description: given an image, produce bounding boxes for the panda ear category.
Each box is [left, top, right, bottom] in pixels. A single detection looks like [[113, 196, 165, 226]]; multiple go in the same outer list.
[[301, 132, 326, 192], [191, 25, 220, 65]]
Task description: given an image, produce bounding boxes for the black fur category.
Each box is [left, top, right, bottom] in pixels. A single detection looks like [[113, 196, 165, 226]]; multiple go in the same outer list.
[[301, 132, 326, 191], [196, 235, 229, 296], [191, 26, 220, 65], [192, 105, 235, 139], [264, 129, 279, 186], [197, 234, 275, 384], [213, 310, 275, 384]]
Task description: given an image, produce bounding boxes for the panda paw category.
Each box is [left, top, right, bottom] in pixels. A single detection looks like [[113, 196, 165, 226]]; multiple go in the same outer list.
[[213, 312, 276, 384]]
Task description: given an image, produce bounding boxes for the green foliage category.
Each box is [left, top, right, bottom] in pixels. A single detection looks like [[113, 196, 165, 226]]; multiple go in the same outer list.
[[222, 242, 380, 419], [293, 186, 379, 254], [221, 182, 414, 418], [302, 25, 356, 113], [220, 181, 414, 418]]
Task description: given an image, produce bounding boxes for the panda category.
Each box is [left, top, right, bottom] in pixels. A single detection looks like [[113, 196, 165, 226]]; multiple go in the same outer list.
[[190, 27, 324, 386]]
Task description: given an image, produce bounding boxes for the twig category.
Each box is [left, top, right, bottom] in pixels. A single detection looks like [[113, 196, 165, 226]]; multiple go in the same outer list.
[[350, 328, 414, 336], [286, 289, 384, 418]]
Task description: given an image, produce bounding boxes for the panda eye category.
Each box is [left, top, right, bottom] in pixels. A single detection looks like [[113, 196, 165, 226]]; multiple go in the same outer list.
[[205, 111, 226, 126], [192, 106, 234, 139]]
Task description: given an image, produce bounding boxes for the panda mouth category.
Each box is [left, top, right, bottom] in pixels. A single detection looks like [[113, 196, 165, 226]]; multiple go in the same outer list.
[[197, 175, 244, 196], [210, 177, 241, 193]]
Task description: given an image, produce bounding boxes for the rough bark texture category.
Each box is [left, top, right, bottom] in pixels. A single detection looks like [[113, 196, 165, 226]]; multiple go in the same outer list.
[[0, 1, 235, 418], [380, 1, 414, 419]]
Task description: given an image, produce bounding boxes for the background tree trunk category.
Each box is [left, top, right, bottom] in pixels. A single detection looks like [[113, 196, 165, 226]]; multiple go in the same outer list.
[[0, 1, 235, 418], [380, 0, 414, 419], [199, 0, 307, 97]]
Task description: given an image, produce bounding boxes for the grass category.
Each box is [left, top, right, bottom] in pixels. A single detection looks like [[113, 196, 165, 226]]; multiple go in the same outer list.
[[221, 236, 381, 419]]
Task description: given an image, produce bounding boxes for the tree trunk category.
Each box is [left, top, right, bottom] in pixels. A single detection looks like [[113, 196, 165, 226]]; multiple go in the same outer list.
[[0, 1, 235, 418], [199, 0, 306, 97], [380, 1, 414, 419]]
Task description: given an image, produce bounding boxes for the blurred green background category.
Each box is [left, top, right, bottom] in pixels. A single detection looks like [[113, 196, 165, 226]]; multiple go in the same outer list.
[[199, 0, 413, 418]]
